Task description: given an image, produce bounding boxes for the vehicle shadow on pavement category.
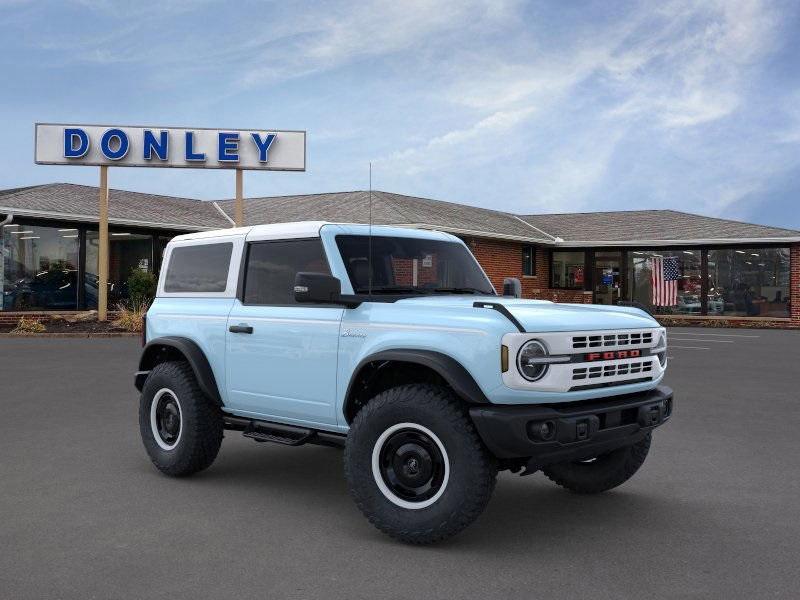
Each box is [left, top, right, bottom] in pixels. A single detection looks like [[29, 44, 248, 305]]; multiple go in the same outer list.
[[140, 438, 681, 552]]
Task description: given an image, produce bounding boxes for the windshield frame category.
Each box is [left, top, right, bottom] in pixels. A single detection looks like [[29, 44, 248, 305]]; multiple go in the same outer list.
[[334, 233, 497, 298]]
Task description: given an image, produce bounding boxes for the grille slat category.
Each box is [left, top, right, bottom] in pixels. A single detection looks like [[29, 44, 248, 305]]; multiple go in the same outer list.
[[572, 331, 653, 350], [572, 360, 653, 381]]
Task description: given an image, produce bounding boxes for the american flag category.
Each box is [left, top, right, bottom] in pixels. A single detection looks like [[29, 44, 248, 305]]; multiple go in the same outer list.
[[651, 256, 679, 306]]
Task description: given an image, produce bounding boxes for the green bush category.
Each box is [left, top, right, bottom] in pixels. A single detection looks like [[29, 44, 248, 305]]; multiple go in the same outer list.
[[127, 269, 157, 307]]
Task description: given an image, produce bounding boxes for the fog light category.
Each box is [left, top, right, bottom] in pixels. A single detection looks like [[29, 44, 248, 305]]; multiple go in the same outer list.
[[530, 420, 556, 441]]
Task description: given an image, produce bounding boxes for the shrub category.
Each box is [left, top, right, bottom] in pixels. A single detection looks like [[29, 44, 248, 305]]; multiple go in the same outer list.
[[11, 316, 46, 334], [127, 269, 157, 307], [113, 301, 147, 332]]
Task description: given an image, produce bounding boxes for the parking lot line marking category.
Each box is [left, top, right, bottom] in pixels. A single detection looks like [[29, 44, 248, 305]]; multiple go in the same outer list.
[[669, 345, 710, 350], [669, 338, 733, 343], [668, 332, 760, 338]]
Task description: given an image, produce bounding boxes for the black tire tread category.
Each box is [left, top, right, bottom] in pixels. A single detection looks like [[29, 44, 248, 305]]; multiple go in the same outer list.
[[344, 383, 497, 544], [139, 360, 223, 477], [542, 434, 652, 494]]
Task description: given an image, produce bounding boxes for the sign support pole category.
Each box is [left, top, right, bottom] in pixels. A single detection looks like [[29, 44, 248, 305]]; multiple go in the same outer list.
[[98, 166, 109, 321], [235, 168, 244, 227]]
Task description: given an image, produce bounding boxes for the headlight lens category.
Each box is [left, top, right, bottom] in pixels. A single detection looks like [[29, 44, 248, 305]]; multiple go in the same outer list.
[[517, 340, 549, 381], [655, 333, 667, 367]]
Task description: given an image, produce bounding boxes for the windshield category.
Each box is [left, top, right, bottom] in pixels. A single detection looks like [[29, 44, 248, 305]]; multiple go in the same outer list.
[[335, 235, 496, 296]]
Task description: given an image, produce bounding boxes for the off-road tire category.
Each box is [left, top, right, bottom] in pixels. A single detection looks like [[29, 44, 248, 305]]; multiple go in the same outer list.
[[139, 360, 223, 477], [542, 434, 652, 494], [344, 384, 497, 544]]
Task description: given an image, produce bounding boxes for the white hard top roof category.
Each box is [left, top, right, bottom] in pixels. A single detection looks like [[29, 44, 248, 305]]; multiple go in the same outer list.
[[170, 221, 330, 242], [168, 221, 459, 243]]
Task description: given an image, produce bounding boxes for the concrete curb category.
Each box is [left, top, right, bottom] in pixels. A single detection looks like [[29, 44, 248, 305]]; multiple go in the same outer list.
[[0, 332, 140, 338]]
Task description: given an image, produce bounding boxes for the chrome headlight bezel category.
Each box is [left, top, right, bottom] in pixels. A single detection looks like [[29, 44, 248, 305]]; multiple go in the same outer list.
[[516, 339, 550, 382]]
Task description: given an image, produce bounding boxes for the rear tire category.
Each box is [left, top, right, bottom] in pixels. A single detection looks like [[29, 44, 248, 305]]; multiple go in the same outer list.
[[139, 361, 223, 477], [542, 434, 652, 494], [344, 384, 497, 544]]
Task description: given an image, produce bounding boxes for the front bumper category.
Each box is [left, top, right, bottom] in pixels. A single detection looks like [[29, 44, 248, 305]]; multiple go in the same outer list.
[[470, 386, 672, 470]]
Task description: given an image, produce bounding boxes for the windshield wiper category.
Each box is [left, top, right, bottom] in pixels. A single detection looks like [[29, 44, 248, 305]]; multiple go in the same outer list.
[[431, 287, 491, 295]]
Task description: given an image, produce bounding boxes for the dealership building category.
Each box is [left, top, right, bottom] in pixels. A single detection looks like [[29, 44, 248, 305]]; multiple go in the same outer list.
[[1, 182, 798, 328]]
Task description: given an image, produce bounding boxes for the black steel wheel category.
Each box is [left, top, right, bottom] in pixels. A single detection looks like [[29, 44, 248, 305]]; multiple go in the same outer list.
[[373, 423, 449, 508], [151, 389, 182, 450]]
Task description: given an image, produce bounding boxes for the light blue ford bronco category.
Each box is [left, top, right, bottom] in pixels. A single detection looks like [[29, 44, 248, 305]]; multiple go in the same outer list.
[[135, 221, 672, 543]]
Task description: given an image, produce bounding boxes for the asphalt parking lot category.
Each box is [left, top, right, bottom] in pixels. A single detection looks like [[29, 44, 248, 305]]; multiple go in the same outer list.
[[1, 327, 799, 600]]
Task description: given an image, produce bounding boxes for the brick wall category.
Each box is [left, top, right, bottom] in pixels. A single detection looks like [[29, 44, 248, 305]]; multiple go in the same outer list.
[[462, 237, 592, 304]]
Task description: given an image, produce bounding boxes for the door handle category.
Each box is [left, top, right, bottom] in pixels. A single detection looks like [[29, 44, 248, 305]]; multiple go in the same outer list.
[[229, 324, 253, 334]]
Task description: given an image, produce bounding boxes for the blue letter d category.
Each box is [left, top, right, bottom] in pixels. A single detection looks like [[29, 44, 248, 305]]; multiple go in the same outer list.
[[64, 128, 89, 158]]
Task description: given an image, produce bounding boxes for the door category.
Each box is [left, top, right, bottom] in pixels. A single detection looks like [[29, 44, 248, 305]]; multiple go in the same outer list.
[[225, 238, 344, 427], [593, 251, 622, 305]]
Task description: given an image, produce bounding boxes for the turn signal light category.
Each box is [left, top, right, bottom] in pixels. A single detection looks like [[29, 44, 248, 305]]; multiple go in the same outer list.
[[501, 345, 509, 372]]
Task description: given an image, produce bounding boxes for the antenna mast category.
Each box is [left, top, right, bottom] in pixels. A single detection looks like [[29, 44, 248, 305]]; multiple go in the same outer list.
[[368, 162, 373, 295]]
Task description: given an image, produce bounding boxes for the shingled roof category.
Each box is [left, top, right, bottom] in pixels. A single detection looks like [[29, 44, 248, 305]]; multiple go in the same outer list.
[[0, 183, 227, 230], [520, 209, 800, 244], [1, 183, 798, 244], [215, 191, 552, 243]]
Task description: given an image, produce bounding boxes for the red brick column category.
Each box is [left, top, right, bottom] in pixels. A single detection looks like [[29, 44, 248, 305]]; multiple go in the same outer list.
[[791, 244, 800, 326]]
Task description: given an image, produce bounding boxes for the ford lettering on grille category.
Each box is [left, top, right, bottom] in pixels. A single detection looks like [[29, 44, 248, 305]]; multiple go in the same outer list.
[[585, 349, 642, 361]]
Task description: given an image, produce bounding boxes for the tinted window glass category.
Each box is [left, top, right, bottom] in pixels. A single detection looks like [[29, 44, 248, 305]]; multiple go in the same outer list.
[[707, 248, 790, 317], [243, 239, 330, 305], [335, 235, 494, 295], [551, 251, 585, 289], [522, 245, 536, 276], [164, 243, 232, 293], [2, 224, 79, 310], [628, 249, 702, 314]]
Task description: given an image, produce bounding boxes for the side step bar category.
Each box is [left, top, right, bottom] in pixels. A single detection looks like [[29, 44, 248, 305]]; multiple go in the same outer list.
[[223, 415, 346, 449]]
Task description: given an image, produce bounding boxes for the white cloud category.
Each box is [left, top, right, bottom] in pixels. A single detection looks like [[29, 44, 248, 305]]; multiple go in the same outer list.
[[238, 0, 520, 88], [378, 106, 536, 175]]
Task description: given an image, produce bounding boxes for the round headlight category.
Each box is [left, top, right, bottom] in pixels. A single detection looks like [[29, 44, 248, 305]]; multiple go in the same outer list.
[[517, 340, 549, 381], [656, 333, 667, 367]]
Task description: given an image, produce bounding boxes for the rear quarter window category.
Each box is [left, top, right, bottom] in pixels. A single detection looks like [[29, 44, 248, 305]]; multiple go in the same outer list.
[[164, 242, 233, 293]]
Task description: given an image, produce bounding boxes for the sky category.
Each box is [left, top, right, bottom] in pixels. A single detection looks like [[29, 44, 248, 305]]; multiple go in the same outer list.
[[1, 0, 799, 229]]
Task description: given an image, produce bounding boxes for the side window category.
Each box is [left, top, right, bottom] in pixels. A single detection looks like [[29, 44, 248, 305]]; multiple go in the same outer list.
[[243, 239, 330, 305], [522, 245, 536, 276], [164, 242, 233, 293]]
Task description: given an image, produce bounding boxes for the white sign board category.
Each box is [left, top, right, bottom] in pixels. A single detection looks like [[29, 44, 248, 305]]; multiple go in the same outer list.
[[34, 123, 306, 171]]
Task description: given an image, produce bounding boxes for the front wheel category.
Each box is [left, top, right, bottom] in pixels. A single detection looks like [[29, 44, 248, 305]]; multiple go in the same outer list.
[[542, 434, 652, 494], [139, 361, 223, 477], [344, 384, 497, 544]]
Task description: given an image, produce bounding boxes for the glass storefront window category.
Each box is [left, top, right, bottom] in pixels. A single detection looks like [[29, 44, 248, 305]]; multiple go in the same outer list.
[[551, 251, 585, 289], [593, 251, 622, 305], [707, 248, 790, 318], [1, 224, 80, 310], [85, 230, 153, 308], [628, 249, 702, 314]]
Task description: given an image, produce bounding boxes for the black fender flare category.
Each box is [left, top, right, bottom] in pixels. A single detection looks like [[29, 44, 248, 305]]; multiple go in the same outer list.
[[136, 336, 222, 406], [345, 349, 489, 417]]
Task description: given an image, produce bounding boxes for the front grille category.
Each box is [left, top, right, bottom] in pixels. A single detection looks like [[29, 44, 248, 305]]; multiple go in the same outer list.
[[572, 331, 653, 350], [572, 360, 653, 381]]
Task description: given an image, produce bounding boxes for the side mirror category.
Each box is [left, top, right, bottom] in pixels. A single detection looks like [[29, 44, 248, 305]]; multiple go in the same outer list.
[[503, 277, 522, 298], [294, 272, 344, 304]]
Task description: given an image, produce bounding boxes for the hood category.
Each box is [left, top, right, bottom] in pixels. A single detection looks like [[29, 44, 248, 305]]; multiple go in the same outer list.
[[396, 295, 659, 332]]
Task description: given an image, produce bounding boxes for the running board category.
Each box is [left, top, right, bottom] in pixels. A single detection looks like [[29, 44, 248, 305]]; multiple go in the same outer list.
[[223, 415, 346, 448]]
